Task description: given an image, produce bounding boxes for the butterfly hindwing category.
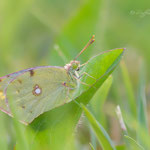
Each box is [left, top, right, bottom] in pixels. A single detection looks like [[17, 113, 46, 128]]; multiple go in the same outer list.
[[6, 66, 77, 123], [0, 69, 31, 115]]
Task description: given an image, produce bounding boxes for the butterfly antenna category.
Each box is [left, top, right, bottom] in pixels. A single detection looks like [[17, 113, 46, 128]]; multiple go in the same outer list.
[[74, 35, 95, 60]]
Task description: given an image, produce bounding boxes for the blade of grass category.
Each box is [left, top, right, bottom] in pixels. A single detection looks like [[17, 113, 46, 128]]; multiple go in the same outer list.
[[89, 75, 112, 149], [82, 104, 116, 150], [115, 145, 126, 150], [124, 135, 144, 150], [90, 128, 97, 150], [90, 75, 112, 126], [120, 61, 136, 117], [90, 143, 96, 150], [137, 61, 148, 149], [122, 109, 150, 148]]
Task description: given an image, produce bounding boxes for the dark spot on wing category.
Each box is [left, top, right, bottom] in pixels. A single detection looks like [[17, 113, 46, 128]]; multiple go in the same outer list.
[[0, 79, 2, 82], [62, 82, 67, 86], [18, 80, 22, 84], [29, 70, 34, 77], [7, 75, 10, 77], [22, 105, 25, 109]]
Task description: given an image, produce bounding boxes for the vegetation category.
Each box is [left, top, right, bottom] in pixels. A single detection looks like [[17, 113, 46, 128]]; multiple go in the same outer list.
[[0, 0, 149, 149]]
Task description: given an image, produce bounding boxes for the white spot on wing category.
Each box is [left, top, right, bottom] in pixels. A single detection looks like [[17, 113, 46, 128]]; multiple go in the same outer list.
[[32, 84, 42, 96], [35, 88, 41, 94]]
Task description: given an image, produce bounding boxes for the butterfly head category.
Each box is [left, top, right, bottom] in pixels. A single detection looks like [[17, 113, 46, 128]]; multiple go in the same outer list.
[[64, 60, 80, 72]]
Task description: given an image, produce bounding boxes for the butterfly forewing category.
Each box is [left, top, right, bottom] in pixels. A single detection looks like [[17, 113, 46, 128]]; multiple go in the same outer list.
[[5, 66, 77, 123]]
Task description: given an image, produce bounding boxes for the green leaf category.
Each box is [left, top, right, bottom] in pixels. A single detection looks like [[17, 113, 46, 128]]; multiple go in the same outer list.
[[30, 48, 124, 150], [81, 104, 116, 150], [120, 61, 136, 117], [124, 135, 145, 150]]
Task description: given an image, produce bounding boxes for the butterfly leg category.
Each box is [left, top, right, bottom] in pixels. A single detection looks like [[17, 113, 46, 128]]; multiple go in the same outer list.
[[62, 82, 74, 102], [63, 86, 81, 107], [66, 87, 73, 100], [73, 75, 91, 87], [79, 72, 96, 80], [80, 61, 89, 68], [73, 74, 97, 90]]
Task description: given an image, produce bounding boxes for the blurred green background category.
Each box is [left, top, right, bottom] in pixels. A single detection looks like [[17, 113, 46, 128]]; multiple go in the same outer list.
[[0, 0, 150, 149]]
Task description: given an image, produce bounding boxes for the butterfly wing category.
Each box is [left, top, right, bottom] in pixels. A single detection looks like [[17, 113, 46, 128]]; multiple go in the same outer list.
[[2, 66, 77, 124], [0, 69, 32, 115]]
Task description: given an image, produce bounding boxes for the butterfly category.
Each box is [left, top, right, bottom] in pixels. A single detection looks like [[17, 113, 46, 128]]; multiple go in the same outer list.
[[0, 35, 95, 125]]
